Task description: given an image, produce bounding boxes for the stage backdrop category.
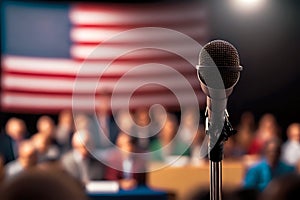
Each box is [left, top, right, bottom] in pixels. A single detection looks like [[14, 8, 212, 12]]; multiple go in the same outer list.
[[1, 0, 208, 113]]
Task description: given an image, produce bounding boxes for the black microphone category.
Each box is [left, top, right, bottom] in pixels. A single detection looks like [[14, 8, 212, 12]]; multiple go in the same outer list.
[[196, 40, 242, 161]]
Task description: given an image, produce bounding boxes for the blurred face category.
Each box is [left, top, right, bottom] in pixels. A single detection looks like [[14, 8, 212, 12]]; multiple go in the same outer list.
[[96, 95, 110, 115], [72, 133, 90, 158], [37, 116, 55, 137], [32, 135, 49, 154], [265, 142, 281, 167], [117, 133, 133, 153], [19, 141, 38, 169], [288, 123, 300, 142], [135, 109, 150, 126], [160, 119, 176, 143], [6, 119, 26, 141]]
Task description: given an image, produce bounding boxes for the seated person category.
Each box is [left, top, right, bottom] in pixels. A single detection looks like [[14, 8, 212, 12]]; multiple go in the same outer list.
[[149, 113, 190, 162], [5, 140, 38, 178], [105, 132, 147, 190], [281, 123, 300, 166], [31, 133, 60, 162], [61, 129, 105, 185], [0, 118, 28, 164], [243, 138, 295, 191]]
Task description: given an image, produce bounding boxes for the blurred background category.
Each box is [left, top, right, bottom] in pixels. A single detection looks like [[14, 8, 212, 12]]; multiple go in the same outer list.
[[1, 0, 300, 200], [1, 0, 300, 133]]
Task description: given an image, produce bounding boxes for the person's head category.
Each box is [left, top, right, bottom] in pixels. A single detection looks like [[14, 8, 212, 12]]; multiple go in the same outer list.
[[18, 140, 38, 169], [263, 138, 282, 168], [58, 109, 74, 128], [260, 174, 300, 200], [116, 132, 136, 155], [134, 108, 150, 127], [116, 110, 133, 133], [5, 118, 27, 141], [287, 123, 300, 142], [36, 116, 55, 138], [159, 113, 178, 143], [72, 130, 92, 158], [96, 90, 111, 115], [31, 133, 51, 154], [0, 168, 87, 200]]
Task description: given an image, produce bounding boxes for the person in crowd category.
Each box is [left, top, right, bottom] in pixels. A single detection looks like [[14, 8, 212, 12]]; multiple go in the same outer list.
[[259, 173, 300, 200], [36, 115, 58, 146], [31, 133, 60, 163], [234, 111, 256, 155], [0, 168, 88, 200], [95, 90, 119, 148], [243, 138, 295, 191], [115, 109, 133, 135], [131, 107, 157, 150], [55, 109, 74, 153], [248, 113, 281, 155], [149, 113, 190, 162], [61, 129, 105, 185], [105, 131, 147, 190], [177, 107, 201, 160], [281, 122, 300, 166], [0, 118, 28, 164], [5, 140, 38, 178]]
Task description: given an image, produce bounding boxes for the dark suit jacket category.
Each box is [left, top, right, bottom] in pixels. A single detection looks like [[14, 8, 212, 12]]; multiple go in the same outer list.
[[88, 114, 120, 149], [61, 150, 105, 183], [104, 150, 147, 185], [0, 133, 16, 164]]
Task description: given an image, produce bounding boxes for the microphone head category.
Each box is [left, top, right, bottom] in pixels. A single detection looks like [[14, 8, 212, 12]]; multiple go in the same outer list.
[[197, 40, 242, 89]]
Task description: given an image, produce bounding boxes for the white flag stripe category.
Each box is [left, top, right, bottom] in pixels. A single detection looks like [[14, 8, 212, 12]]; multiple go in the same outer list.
[[70, 3, 206, 26], [3, 55, 195, 76], [2, 92, 205, 111], [70, 44, 198, 60], [2, 73, 199, 93], [71, 26, 207, 44]]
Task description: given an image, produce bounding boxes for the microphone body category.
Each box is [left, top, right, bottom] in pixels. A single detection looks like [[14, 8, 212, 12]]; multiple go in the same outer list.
[[197, 40, 242, 162]]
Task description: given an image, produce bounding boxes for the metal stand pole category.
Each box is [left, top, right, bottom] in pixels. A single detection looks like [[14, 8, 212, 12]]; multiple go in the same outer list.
[[205, 110, 236, 200], [210, 161, 222, 200]]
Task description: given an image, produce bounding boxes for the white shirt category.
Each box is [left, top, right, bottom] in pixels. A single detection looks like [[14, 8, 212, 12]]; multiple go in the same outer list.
[[281, 140, 300, 166]]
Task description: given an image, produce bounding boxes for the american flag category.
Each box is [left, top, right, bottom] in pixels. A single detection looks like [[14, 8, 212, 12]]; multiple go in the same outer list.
[[1, 1, 208, 113]]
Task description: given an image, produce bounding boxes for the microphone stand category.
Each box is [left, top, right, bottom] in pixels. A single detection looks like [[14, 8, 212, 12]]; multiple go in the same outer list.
[[205, 109, 237, 200]]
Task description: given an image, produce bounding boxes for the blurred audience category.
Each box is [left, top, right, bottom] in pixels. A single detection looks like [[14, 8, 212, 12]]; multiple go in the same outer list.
[[149, 113, 190, 162], [105, 131, 147, 190], [243, 138, 295, 191], [0, 168, 87, 200], [259, 173, 300, 200], [31, 133, 60, 163], [61, 129, 105, 185], [55, 109, 74, 153], [0, 118, 28, 164], [248, 113, 281, 155], [5, 140, 38, 178], [281, 122, 300, 166]]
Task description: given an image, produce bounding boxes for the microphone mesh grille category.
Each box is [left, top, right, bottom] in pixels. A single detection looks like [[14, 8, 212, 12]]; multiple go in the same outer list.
[[199, 40, 240, 89]]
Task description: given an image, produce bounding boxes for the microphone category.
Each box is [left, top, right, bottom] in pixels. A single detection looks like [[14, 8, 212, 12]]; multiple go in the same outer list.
[[196, 40, 242, 162]]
